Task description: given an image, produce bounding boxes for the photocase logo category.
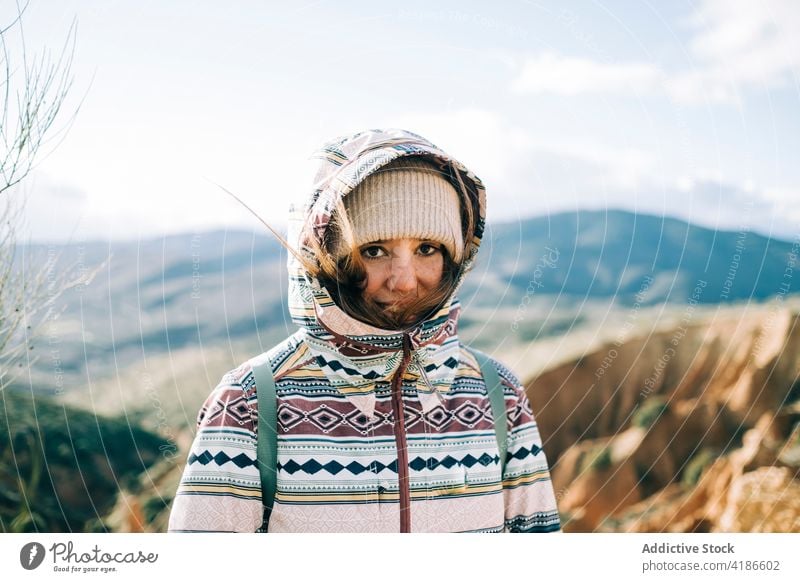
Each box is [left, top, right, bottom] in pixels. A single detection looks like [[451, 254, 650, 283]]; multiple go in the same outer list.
[[20, 542, 46, 570]]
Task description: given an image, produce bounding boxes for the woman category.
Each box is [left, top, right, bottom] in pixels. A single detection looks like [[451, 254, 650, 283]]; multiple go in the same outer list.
[[168, 128, 561, 533]]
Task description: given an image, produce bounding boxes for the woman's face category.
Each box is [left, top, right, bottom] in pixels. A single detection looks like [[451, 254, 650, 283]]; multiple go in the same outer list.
[[358, 238, 445, 320]]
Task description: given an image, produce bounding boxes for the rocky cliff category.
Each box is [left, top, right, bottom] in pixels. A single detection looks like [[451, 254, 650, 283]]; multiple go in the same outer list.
[[527, 302, 800, 532]]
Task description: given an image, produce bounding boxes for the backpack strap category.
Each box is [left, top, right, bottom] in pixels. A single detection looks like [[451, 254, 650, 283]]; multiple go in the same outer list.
[[467, 347, 509, 477], [252, 357, 278, 532]]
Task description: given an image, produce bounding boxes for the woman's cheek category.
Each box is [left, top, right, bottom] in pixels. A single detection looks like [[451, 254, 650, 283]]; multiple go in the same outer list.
[[419, 257, 445, 288], [361, 262, 386, 296]]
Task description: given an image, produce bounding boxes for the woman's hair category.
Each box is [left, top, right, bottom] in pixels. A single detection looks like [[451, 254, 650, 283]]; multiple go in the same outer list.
[[297, 157, 479, 330]]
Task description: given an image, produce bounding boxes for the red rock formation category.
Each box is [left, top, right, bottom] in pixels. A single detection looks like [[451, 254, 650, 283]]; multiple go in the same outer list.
[[526, 307, 800, 532]]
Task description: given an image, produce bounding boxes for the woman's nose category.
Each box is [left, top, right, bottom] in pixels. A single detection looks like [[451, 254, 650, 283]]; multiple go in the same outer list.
[[388, 259, 417, 294]]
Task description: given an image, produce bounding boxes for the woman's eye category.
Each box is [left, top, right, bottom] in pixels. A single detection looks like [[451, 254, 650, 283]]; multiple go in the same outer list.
[[418, 243, 441, 256], [361, 246, 385, 259]]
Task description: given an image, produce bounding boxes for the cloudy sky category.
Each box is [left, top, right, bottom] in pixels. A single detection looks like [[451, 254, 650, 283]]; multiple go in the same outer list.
[[6, 0, 800, 242]]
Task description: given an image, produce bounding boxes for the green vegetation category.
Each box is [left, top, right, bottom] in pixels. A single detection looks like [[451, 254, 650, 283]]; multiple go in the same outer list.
[[634, 462, 662, 499], [0, 388, 169, 532], [632, 396, 669, 429], [142, 495, 173, 524], [579, 444, 613, 473], [787, 379, 800, 405], [681, 448, 717, 488]]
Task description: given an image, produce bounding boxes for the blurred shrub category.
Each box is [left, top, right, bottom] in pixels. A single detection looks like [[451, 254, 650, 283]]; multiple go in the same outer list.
[[681, 448, 717, 488], [0, 388, 168, 532], [632, 396, 669, 429], [580, 444, 613, 473]]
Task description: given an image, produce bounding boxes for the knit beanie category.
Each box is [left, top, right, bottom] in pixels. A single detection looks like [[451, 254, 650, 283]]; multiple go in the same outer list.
[[338, 156, 464, 262]]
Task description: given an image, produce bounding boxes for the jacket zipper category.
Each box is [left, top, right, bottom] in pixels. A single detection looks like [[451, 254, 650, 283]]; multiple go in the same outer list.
[[390, 333, 414, 533]]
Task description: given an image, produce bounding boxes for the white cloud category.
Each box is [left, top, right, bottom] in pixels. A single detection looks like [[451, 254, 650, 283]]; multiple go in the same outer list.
[[763, 186, 799, 203], [762, 186, 800, 231], [390, 107, 799, 239], [510, 52, 664, 96], [9, 173, 88, 242], [527, 137, 656, 191], [390, 107, 657, 220], [689, 0, 800, 82], [510, 0, 800, 105], [667, 0, 800, 103], [389, 107, 534, 181]]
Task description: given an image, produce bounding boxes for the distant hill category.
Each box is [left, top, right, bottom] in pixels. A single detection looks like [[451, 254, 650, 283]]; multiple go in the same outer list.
[[464, 209, 798, 306], [15, 209, 798, 392], [16, 229, 291, 391]]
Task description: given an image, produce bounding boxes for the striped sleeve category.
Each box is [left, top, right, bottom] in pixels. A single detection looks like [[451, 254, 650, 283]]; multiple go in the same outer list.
[[494, 360, 562, 533], [167, 363, 264, 533]]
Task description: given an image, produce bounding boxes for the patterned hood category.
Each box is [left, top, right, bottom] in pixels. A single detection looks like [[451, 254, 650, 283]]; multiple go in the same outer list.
[[285, 128, 486, 418]]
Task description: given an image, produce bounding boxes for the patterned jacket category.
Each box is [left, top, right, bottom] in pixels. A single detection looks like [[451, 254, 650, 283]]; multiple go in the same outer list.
[[168, 128, 561, 533]]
